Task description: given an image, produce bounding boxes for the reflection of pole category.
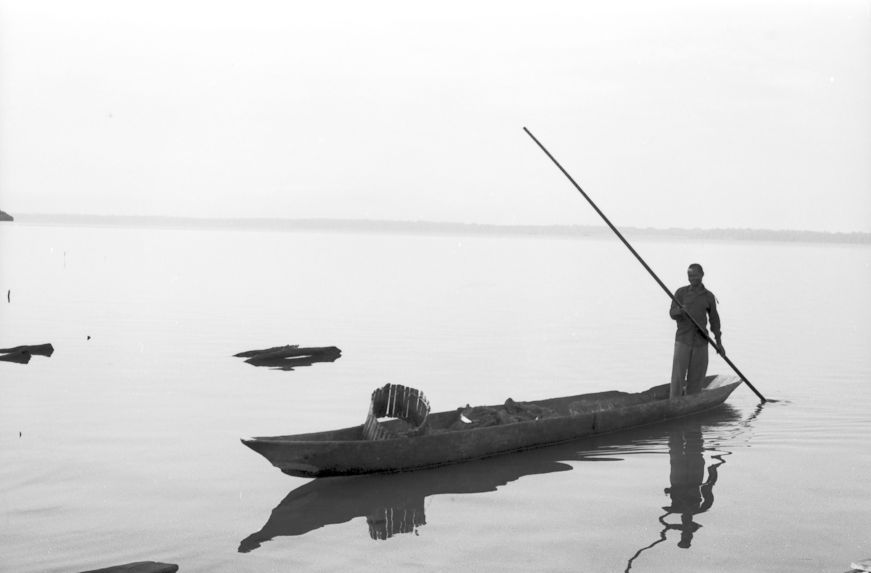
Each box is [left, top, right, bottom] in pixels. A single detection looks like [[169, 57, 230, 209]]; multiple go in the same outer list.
[[624, 514, 670, 572]]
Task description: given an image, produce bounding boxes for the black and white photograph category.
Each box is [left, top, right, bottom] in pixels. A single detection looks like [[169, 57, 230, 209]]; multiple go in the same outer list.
[[1, 1, 869, 572]]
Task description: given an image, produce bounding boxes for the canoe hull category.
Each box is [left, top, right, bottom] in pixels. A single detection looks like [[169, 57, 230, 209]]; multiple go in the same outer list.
[[242, 375, 742, 478]]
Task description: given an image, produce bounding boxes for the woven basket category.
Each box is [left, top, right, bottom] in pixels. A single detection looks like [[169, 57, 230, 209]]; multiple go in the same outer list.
[[363, 384, 430, 440]]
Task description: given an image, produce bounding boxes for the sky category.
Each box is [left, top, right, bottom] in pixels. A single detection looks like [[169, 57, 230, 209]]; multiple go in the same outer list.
[[0, 0, 869, 232]]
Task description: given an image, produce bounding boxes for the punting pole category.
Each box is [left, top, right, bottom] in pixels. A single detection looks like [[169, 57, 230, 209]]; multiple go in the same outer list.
[[523, 127, 766, 403]]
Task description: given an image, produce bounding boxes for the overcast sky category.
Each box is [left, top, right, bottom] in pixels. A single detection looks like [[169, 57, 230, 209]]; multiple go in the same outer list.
[[1, 1, 868, 232]]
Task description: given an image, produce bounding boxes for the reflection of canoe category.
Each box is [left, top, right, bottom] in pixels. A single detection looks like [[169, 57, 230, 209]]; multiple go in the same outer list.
[[239, 404, 742, 552], [79, 562, 178, 573], [242, 375, 742, 478], [238, 453, 570, 552]]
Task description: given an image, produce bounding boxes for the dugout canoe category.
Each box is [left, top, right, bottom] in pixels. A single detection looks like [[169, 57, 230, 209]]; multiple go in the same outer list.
[[238, 403, 743, 551], [241, 374, 742, 478]]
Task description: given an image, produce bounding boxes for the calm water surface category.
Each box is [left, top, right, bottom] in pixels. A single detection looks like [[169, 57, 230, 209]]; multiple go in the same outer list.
[[1, 223, 869, 572]]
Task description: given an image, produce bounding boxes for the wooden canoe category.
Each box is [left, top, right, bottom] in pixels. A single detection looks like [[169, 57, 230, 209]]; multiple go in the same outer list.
[[242, 374, 742, 478], [238, 403, 743, 551]]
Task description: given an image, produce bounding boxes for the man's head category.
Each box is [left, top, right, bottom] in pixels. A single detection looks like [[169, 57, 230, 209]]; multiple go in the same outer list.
[[687, 263, 704, 287]]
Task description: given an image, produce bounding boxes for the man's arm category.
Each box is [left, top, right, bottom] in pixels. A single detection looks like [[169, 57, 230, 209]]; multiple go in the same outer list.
[[709, 294, 725, 355], [670, 288, 685, 319]]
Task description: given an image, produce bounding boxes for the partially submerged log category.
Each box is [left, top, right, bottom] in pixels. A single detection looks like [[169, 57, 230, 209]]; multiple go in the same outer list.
[[234, 344, 341, 371], [0, 343, 54, 364], [0, 343, 54, 356], [0, 350, 30, 364], [78, 562, 178, 573]]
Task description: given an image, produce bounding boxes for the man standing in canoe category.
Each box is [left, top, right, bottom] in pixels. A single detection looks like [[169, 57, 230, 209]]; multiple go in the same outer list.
[[670, 264, 725, 398]]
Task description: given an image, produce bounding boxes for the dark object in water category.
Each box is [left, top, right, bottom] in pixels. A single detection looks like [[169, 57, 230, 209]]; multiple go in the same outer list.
[[234, 345, 341, 371], [77, 562, 179, 573], [0, 343, 54, 364], [0, 350, 30, 364], [242, 375, 742, 478], [0, 343, 54, 356]]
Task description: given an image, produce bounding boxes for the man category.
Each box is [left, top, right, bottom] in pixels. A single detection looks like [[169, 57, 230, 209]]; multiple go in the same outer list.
[[669, 264, 725, 398]]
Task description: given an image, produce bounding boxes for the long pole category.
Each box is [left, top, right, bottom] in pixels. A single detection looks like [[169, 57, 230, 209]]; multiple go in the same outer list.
[[523, 127, 766, 403]]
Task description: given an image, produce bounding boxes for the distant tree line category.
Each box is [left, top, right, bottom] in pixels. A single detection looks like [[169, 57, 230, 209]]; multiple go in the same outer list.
[[9, 213, 870, 244]]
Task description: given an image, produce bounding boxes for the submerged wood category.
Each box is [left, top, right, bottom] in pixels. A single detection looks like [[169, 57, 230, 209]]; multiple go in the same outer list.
[[0, 350, 30, 364], [77, 562, 178, 573], [242, 374, 742, 478], [0, 343, 54, 364], [234, 345, 341, 371], [0, 343, 54, 356]]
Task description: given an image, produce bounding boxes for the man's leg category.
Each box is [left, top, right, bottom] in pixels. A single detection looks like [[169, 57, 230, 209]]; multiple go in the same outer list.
[[670, 341, 691, 398], [685, 344, 709, 394]]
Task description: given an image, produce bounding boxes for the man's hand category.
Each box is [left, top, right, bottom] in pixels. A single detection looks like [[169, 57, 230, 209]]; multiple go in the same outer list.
[[715, 339, 726, 356], [670, 304, 689, 320]]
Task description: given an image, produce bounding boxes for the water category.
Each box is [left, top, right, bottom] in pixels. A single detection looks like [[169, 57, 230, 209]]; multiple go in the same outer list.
[[1, 223, 869, 572]]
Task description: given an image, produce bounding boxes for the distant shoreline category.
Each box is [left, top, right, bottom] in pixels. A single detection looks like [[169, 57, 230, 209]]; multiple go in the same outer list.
[[7, 213, 871, 245]]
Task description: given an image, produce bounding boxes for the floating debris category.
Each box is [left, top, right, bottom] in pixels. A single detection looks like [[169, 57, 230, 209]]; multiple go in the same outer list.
[[234, 344, 341, 371], [0, 343, 54, 365]]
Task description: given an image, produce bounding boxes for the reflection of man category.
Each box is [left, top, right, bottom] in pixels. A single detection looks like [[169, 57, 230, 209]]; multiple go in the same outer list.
[[663, 426, 719, 548], [624, 421, 729, 570], [669, 264, 725, 398]]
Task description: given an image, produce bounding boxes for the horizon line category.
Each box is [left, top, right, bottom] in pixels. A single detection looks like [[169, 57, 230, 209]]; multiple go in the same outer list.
[[5, 212, 870, 243]]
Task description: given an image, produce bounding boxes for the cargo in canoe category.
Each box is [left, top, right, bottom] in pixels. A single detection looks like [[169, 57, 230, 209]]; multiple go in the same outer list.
[[241, 374, 742, 478]]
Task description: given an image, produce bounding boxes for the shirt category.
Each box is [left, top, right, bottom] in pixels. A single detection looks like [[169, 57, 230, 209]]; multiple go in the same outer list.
[[670, 283, 721, 347]]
